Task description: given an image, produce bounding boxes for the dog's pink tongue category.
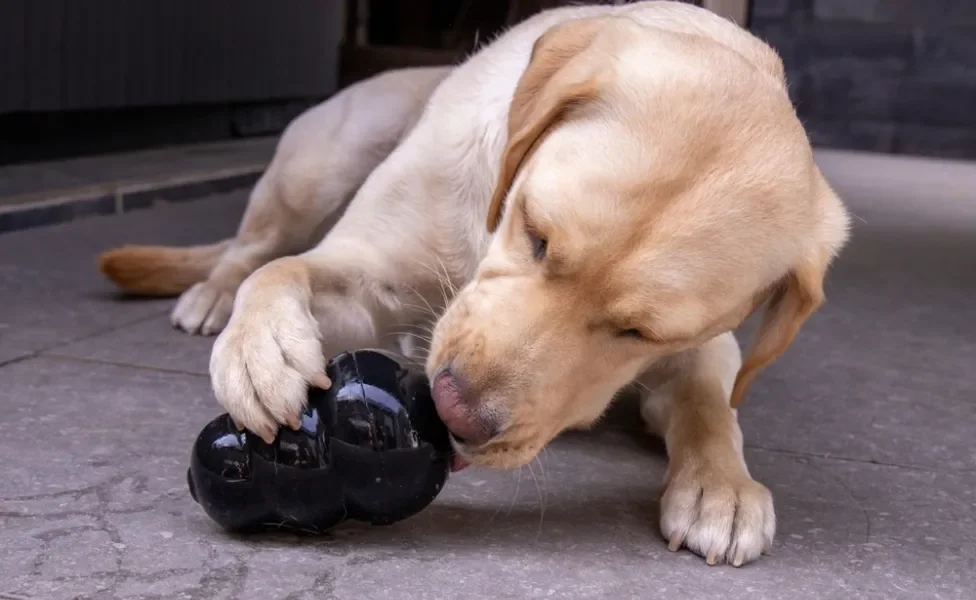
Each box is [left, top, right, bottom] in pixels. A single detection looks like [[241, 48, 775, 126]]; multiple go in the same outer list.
[[451, 455, 470, 472]]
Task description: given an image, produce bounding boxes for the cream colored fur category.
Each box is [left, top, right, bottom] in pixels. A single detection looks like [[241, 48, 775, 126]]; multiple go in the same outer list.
[[99, 65, 451, 333], [99, 1, 850, 567]]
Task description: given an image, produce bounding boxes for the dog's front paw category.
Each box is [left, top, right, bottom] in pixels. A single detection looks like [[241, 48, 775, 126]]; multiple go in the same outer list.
[[209, 291, 330, 443], [660, 462, 775, 567], [171, 280, 237, 336]]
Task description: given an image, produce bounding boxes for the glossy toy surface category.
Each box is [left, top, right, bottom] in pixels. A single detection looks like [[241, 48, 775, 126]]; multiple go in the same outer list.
[[187, 349, 453, 533]]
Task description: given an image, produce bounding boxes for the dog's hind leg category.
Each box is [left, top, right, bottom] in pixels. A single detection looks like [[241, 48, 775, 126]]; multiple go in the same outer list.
[[98, 66, 452, 336]]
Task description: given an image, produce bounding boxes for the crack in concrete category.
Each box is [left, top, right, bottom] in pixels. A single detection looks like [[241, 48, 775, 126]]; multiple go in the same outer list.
[[746, 444, 975, 474], [41, 354, 210, 379], [282, 570, 337, 600], [0, 309, 171, 370], [1, 469, 355, 599], [2, 471, 227, 599]]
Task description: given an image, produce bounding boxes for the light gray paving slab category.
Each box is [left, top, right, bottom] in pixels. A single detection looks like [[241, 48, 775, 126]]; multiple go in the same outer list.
[[0, 190, 246, 364], [1, 148, 974, 599], [0, 357, 973, 600], [735, 150, 976, 472], [49, 317, 215, 376]]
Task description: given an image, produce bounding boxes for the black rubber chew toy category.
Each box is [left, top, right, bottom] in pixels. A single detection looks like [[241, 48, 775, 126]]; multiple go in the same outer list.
[[186, 349, 453, 533]]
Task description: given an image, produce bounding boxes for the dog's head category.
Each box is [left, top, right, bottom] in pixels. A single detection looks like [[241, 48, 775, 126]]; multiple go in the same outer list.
[[427, 15, 850, 469]]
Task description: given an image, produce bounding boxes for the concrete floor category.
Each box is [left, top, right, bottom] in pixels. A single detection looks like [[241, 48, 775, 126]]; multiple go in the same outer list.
[[0, 149, 973, 599]]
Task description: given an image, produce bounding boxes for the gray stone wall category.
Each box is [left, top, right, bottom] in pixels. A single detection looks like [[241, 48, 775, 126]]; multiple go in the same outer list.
[[749, 0, 976, 159]]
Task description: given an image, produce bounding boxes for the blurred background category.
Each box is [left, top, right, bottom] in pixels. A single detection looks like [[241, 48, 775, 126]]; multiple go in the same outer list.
[[3, 0, 972, 168]]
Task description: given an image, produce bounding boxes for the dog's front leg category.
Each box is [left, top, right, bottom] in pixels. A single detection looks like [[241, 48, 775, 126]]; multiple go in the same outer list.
[[207, 240, 442, 443], [637, 332, 775, 566]]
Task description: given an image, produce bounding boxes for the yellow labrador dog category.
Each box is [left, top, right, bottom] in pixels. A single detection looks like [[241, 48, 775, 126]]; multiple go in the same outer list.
[[100, 1, 850, 566]]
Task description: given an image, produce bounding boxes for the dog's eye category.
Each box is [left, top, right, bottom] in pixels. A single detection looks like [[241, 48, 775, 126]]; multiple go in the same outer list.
[[617, 328, 646, 340], [528, 230, 548, 261]]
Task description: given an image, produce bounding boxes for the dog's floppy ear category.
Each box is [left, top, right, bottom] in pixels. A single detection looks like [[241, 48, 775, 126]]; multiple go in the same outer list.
[[730, 174, 851, 408], [486, 17, 614, 232]]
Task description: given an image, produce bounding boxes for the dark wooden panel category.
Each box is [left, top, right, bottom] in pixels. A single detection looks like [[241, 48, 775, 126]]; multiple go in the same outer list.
[[4, 0, 340, 113], [58, 0, 128, 110], [218, 0, 342, 101], [177, 0, 342, 104], [0, 0, 27, 113], [227, 0, 271, 100], [283, 0, 345, 98], [123, 0, 186, 107], [25, 0, 64, 111], [179, 0, 234, 104], [340, 45, 459, 87]]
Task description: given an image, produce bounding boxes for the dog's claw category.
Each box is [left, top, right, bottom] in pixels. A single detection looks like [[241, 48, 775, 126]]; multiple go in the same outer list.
[[311, 373, 332, 390], [732, 549, 745, 567]]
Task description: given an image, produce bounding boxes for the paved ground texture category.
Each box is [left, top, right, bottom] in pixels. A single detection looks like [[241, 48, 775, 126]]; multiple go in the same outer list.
[[0, 149, 973, 600]]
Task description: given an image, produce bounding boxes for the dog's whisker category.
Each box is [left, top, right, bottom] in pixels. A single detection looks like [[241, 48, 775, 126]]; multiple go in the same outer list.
[[528, 457, 547, 541], [405, 257, 455, 308], [387, 320, 438, 338], [540, 448, 553, 524], [380, 330, 435, 363], [398, 354, 426, 369], [391, 284, 450, 353], [409, 322, 438, 337], [398, 288, 440, 319], [383, 327, 434, 340], [488, 494, 504, 524], [397, 303, 438, 321], [506, 466, 523, 517], [405, 255, 445, 283], [632, 380, 653, 395], [430, 260, 459, 307], [432, 254, 460, 297], [412, 319, 446, 348], [538, 449, 551, 496], [432, 282, 450, 313], [488, 465, 519, 524], [383, 331, 434, 347]]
